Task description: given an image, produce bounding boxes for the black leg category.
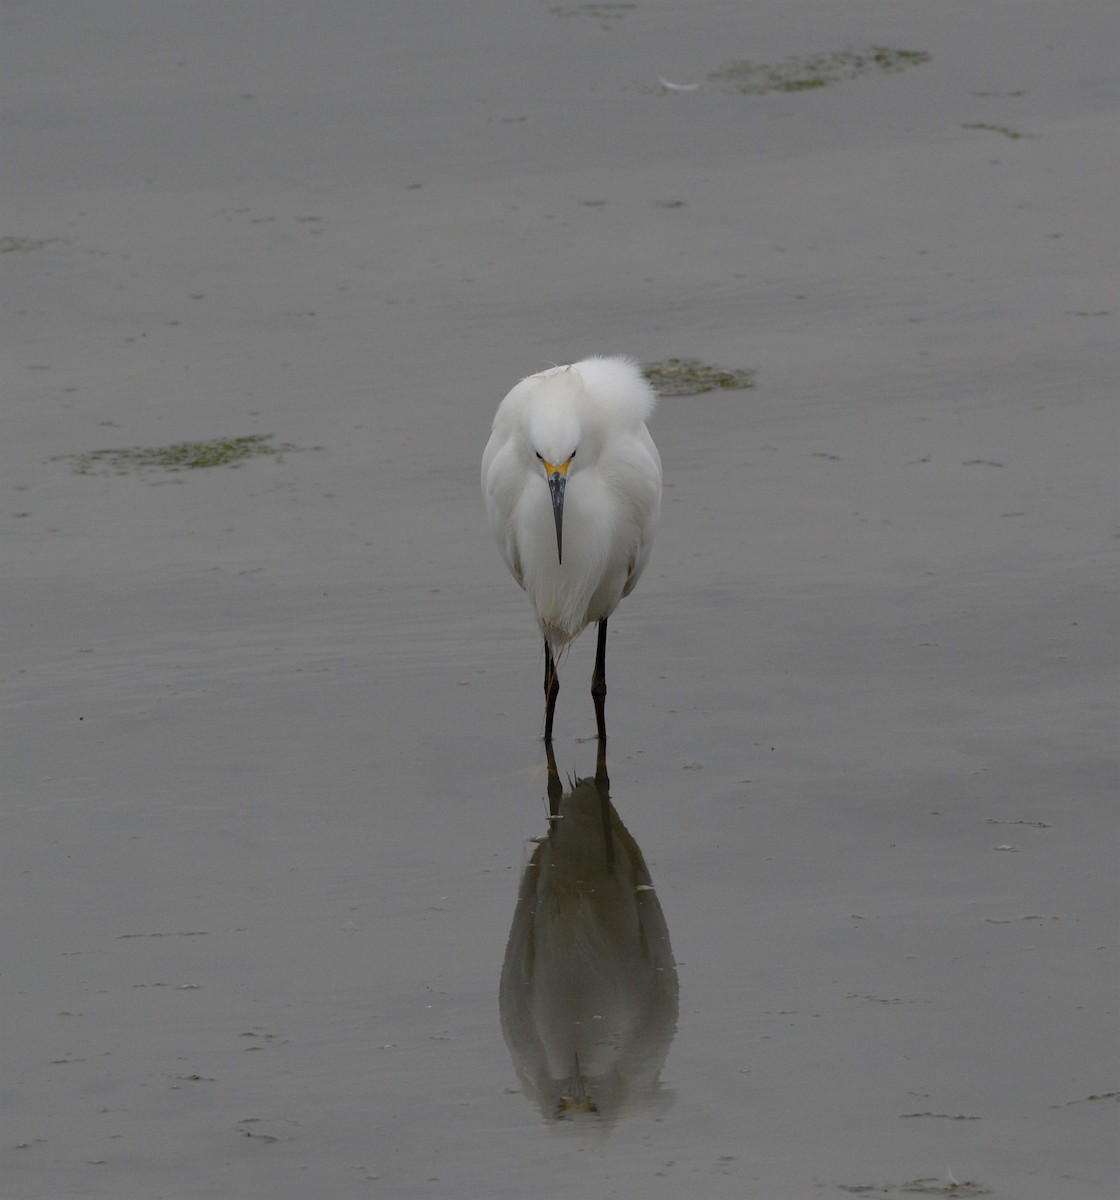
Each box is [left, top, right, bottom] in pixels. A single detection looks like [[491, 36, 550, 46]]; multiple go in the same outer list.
[[591, 618, 608, 743], [543, 639, 560, 744]]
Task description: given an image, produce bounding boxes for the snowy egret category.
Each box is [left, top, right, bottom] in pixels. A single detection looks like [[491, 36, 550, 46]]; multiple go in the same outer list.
[[481, 356, 662, 742]]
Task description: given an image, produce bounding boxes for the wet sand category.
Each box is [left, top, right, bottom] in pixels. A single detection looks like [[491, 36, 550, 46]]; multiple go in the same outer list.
[[3, 2, 1116, 1197]]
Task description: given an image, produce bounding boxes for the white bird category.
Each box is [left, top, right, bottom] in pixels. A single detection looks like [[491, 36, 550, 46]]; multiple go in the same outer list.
[[482, 356, 662, 742]]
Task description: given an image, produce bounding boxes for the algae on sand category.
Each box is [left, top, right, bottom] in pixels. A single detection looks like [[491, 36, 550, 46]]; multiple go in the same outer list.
[[896, 1181, 991, 1197], [709, 47, 930, 94], [643, 358, 756, 397], [57, 434, 299, 476], [836, 1178, 992, 1197]]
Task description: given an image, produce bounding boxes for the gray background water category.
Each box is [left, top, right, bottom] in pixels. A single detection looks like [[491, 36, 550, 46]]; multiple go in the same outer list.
[[3, 1, 1116, 1196]]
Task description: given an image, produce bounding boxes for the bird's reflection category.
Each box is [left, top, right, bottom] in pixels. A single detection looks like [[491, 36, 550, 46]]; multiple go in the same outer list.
[[499, 738, 679, 1123]]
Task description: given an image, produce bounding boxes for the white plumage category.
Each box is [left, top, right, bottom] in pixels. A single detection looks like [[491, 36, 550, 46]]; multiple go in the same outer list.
[[482, 356, 662, 740]]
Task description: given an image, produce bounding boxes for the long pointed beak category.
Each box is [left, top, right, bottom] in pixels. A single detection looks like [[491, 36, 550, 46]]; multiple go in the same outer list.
[[546, 471, 566, 564], [541, 457, 572, 564]]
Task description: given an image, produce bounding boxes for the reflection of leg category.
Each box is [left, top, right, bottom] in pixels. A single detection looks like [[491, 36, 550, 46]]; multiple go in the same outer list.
[[594, 732, 609, 792], [543, 640, 560, 743], [545, 738, 563, 816], [594, 733, 613, 871], [591, 618, 608, 742]]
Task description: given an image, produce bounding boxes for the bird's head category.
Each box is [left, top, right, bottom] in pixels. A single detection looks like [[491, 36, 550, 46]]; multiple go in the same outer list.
[[526, 372, 584, 566]]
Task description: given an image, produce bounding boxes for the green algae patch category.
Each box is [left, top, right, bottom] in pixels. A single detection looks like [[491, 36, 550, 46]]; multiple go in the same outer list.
[[58, 435, 298, 476], [961, 122, 1034, 140], [837, 1179, 992, 1197], [643, 358, 756, 397], [1, 236, 60, 253], [898, 1111, 981, 1120], [709, 47, 930, 94], [549, 3, 635, 18], [1064, 1090, 1119, 1105]]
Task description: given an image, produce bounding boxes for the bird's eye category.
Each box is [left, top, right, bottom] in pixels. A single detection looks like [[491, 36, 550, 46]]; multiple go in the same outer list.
[[535, 452, 543, 461]]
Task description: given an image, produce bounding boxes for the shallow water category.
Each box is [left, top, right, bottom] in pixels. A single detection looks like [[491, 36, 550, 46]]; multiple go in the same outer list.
[[3, 2, 1116, 1197]]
